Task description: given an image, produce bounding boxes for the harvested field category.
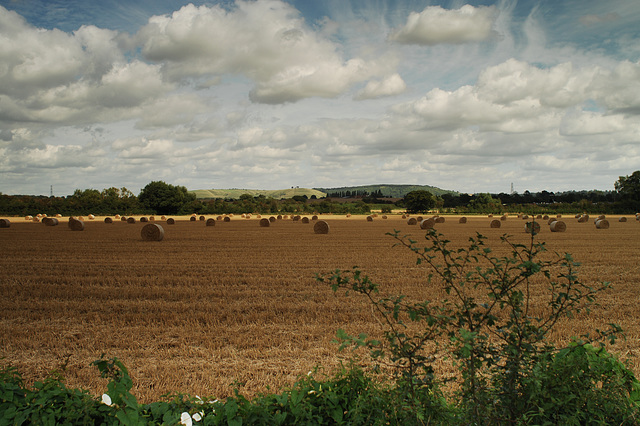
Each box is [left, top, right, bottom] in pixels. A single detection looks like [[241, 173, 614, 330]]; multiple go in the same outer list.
[[1, 215, 640, 403]]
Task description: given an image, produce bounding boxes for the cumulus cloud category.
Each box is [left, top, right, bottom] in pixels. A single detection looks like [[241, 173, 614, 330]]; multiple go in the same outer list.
[[389, 5, 498, 45], [355, 73, 407, 100], [135, 1, 394, 103]]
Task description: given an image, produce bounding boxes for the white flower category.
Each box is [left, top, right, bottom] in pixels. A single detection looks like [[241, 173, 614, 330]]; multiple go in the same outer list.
[[193, 411, 203, 422], [101, 394, 112, 406], [180, 412, 193, 426]]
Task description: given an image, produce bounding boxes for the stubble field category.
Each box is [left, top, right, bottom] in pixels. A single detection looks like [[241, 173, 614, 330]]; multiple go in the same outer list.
[[1, 214, 639, 403]]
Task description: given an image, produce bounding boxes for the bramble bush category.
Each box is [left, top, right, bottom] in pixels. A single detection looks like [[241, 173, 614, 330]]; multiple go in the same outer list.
[[2, 227, 639, 425]]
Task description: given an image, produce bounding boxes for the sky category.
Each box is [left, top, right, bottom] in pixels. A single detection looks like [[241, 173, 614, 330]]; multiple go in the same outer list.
[[1, 0, 639, 197]]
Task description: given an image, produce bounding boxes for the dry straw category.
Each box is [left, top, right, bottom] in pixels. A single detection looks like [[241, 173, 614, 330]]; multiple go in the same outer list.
[[121, 216, 127, 221], [200, 216, 205, 221], [314, 220, 330, 234], [104, 217, 113, 224], [366, 215, 374, 222], [407, 217, 418, 225], [293, 215, 301, 221], [167, 218, 176, 225], [223, 216, 231, 222], [259, 218, 270, 227], [43, 217, 59, 226], [459, 217, 467, 224], [550, 221, 567, 232], [302, 217, 310, 223], [149, 216, 155, 221], [0, 219, 10, 228], [420, 218, 435, 229], [140, 217, 148, 222], [524, 221, 541, 234], [68, 217, 84, 231], [141, 223, 164, 241], [595, 219, 610, 229], [490, 219, 501, 228], [127, 217, 136, 224], [312, 215, 318, 221], [190, 216, 196, 222], [206, 218, 216, 226], [269, 216, 276, 223]]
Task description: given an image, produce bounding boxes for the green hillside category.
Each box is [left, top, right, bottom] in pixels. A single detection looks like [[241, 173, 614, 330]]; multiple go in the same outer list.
[[316, 184, 457, 198], [191, 188, 327, 200]]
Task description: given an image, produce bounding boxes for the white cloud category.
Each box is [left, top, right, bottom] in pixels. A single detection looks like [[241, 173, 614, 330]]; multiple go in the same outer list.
[[389, 5, 498, 45], [355, 73, 406, 100], [135, 1, 394, 103]]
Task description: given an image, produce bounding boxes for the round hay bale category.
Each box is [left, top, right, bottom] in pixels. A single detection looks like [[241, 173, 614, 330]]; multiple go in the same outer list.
[[277, 215, 282, 220], [346, 214, 351, 218], [366, 215, 374, 222], [302, 217, 310, 223], [0, 219, 11, 228], [141, 223, 164, 241], [55, 214, 62, 218], [115, 214, 121, 219], [459, 217, 467, 224], [283, 215, 289, 219], [416, 216, 423, 222], [314, 220, 330, 234], [88, 214, 95, 220], [127, 217, 136, 224], [43, 217, 59, 226], [547, 218, 556, 225], [32, 217, 40, 222], [167, 218, 176, 225], [500, 215, 507, 221], [597, 215, 606, 220], [104, 217, 113, 224], [490, 219, 501, 228], [619, 217, 627, 222], [550, 221, 566, 232], [259, 218, 270, 227], [382, 215, 388, 219], [402, 214, 407, 219], [217, 216, 223, 221], [557, 214, 562, 218], [595, 219, 610, 229], [25, 215, 32, 221], [293, 215, 301, 222], [488, 214, 493, 218], [140, 217, 148, 222], [543, 215, 549, 220], [199, 215, 205, 221], [269, 216, 276, 223], [435, 216, 445, 223], [420, 218, 435, 229], [161, 215, 167, 220], [522, 215, 529, 220], [68, 218, 84, 231], [190, 216, 196, 222], [121, 216, 127, 221], [149, 216, 155, 221], [536, 215, 542, 219], [312, 215, 318, 221], [577, 215, 588, 223], [223, 216, 231, 222], [407, 217, 418, 225], [206, 218, 216, 226], [524, 221, 541, 234]]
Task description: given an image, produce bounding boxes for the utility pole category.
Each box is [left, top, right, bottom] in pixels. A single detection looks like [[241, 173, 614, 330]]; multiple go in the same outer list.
[[50, 185, 53, 197], [510, 182, 514, 194]]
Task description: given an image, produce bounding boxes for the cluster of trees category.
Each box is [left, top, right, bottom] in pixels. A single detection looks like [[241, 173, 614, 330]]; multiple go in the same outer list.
[[1, 172, 639, 216], [326, 189, 387, 198]]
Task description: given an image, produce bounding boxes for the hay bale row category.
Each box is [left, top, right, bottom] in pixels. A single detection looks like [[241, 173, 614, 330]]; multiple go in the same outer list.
[[68, 217, 84, 231], [524, 221, 541, 234], [314, 220, 330, 234], [141, 223, 164, 241], [43, 217, 59, 226], [550, 221, 566, 232], [0, 219, 10, 228]]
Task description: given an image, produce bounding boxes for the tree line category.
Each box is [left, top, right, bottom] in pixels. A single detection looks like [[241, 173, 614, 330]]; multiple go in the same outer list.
[[1, 172, 639, 216]]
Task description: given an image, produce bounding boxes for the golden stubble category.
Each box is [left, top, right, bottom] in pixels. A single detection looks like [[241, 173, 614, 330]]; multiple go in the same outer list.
[[1, 214, 639, 403]]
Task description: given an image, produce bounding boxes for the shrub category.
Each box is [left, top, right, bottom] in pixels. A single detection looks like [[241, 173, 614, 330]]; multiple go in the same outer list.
[[317, 227, 639, 424]]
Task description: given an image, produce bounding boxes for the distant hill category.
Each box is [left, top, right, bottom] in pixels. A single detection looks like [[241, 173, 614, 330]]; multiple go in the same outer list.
[[315, 184, 457, 198], [191, 188, 327, 200]]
